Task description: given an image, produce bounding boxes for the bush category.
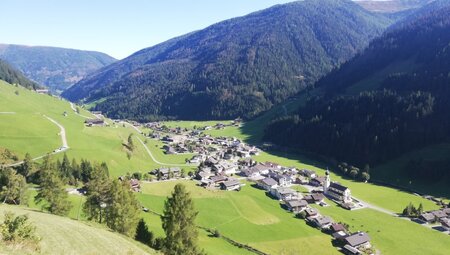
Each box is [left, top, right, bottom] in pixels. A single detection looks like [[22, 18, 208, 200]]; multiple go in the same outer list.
[[0, 211, 40, 244]]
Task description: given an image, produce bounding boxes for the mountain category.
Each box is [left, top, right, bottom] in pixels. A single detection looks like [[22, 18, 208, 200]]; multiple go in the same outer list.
[[0, 44, 116, 92], [264, 1, 450, 183], [355, 0, 434, 13], [63, 0, 392, 121], [0, 59, 40, 90]]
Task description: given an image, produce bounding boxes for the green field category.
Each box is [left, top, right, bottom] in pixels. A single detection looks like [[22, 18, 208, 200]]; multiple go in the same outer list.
[[0, 81, 194, 177], [253, 151, 440, 213], [139, 180, 339, 255], [311, 199, 450, 255], [0, 205, 157, 255]]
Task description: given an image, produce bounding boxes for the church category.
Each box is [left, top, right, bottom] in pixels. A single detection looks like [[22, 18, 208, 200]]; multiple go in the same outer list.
[[323, 170, 352, 203]]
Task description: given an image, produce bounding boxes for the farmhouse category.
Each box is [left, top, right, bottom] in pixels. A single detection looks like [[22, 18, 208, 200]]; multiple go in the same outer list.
[[431, 210, 448, 219], [285, 199, 308, 213], [220, 178, 241, 191], [257, 177, 278, 191], [420, 212, 436, 223], [299, 169, 317, 178], [330, 223, 347, 233], [157, 167, 181, 179], [342, 245, 362, 255], [304, 193, 325, 204], [440, 218, 450, 230], [84, 118, 105, 126], [269, 172, 293, 187], [270, 187, 296, 200], [213, 161, 237, 175], [305, 207, 319, 218], [242, 164, 270, 177], [344, 232, 371, 249], [310, 216, 333, 229]]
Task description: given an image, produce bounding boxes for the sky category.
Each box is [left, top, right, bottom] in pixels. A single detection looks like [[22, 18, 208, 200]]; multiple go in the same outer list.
[[2, 0, 295, 59]]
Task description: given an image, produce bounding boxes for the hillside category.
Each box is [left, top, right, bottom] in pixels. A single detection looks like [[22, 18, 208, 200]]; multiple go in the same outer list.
[[0, 79, 195, 177], [0, 205, 157, 255], [264, 0, 450, 193], [0, 59, 39, 90], [0, 44, 116, 93], [355, 0, 434, 13], [63, 0, 392, 121]]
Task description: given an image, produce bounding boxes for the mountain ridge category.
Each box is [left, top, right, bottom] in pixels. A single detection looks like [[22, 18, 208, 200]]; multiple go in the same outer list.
[[63, 0, 392, 121], [0, 43, 117, 92]]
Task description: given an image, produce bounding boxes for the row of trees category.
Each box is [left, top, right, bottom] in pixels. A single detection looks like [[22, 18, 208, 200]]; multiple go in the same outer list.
[[402, 202, 424, 217]]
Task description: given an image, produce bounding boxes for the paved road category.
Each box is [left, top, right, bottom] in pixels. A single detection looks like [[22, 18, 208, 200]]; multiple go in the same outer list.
[[2, 115, 69, 168]]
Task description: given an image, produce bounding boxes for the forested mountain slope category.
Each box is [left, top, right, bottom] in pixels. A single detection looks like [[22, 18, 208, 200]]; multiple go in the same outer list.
[[63, 0, 392, 121], [0, 59, 40, 90], [265, 0, 450, 184], [0, 44, 116, 92]]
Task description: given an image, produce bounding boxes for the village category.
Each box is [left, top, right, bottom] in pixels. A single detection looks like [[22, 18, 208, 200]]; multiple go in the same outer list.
[[81, 115, 450, 255]]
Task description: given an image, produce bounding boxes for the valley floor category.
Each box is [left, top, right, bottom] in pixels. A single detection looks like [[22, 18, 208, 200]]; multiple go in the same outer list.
[[1, 80, 450, 254]]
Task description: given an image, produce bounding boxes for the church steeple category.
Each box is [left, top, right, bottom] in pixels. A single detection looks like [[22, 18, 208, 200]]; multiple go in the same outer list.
[[324, 168, 331, 193]]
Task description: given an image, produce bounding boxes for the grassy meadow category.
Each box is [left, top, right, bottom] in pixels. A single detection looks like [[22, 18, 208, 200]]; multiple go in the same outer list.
[[0, 205, 157, 255], [138, 180, 339, 255], [0, 81, 194, 177]]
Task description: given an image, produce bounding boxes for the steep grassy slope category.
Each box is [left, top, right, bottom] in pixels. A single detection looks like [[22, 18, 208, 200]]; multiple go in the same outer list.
[[0, 205, 157, 255], [63, 0, 392, 121], [0, 80, 194, 176], [0, 44, 116, 92]]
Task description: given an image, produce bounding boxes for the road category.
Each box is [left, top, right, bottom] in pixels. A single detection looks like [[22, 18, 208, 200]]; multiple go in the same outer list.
[[135, 136, 190, 167], [0, 112, 16, 114], [69, 102, 92, 119], [2, 115, 69, 168], [120, 121, 194, 167]]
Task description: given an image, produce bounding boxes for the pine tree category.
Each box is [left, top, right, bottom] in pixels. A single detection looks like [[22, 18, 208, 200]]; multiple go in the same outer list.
[[104, 180, 141, 237], [135, 218, 154, 246], [60, 153, 71, 180], [417, 203, 424, 215], [19, 153, 35, 178], [83, 164, 111, 223], [161, 184, 203, 255], [0, 168, 28, 205], [128, 134, 135, 151], [34, 156, 72, 216]]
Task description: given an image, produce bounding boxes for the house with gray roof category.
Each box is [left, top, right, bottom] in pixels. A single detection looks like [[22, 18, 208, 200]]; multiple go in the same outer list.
[[344, 232, 371, 249], [257, 177, 278, 191]]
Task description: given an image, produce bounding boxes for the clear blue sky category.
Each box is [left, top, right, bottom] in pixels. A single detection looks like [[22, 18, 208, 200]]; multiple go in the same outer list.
[[2, 0, 295, 59]]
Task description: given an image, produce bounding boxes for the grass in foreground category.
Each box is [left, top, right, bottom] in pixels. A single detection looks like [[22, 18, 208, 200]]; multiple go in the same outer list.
[[0, 205, 157, 255]]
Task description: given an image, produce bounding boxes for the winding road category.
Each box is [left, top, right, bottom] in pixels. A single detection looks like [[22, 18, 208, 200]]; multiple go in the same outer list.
[[120, 121, 192, 167], [2, 115, 69, 167]]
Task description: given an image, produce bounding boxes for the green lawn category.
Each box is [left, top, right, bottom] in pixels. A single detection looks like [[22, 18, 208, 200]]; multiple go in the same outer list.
[[0, 205, 157, 255], [139, 180, 339, 255], [312, 200, 450, 255], [161, 120, 231, 129]]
